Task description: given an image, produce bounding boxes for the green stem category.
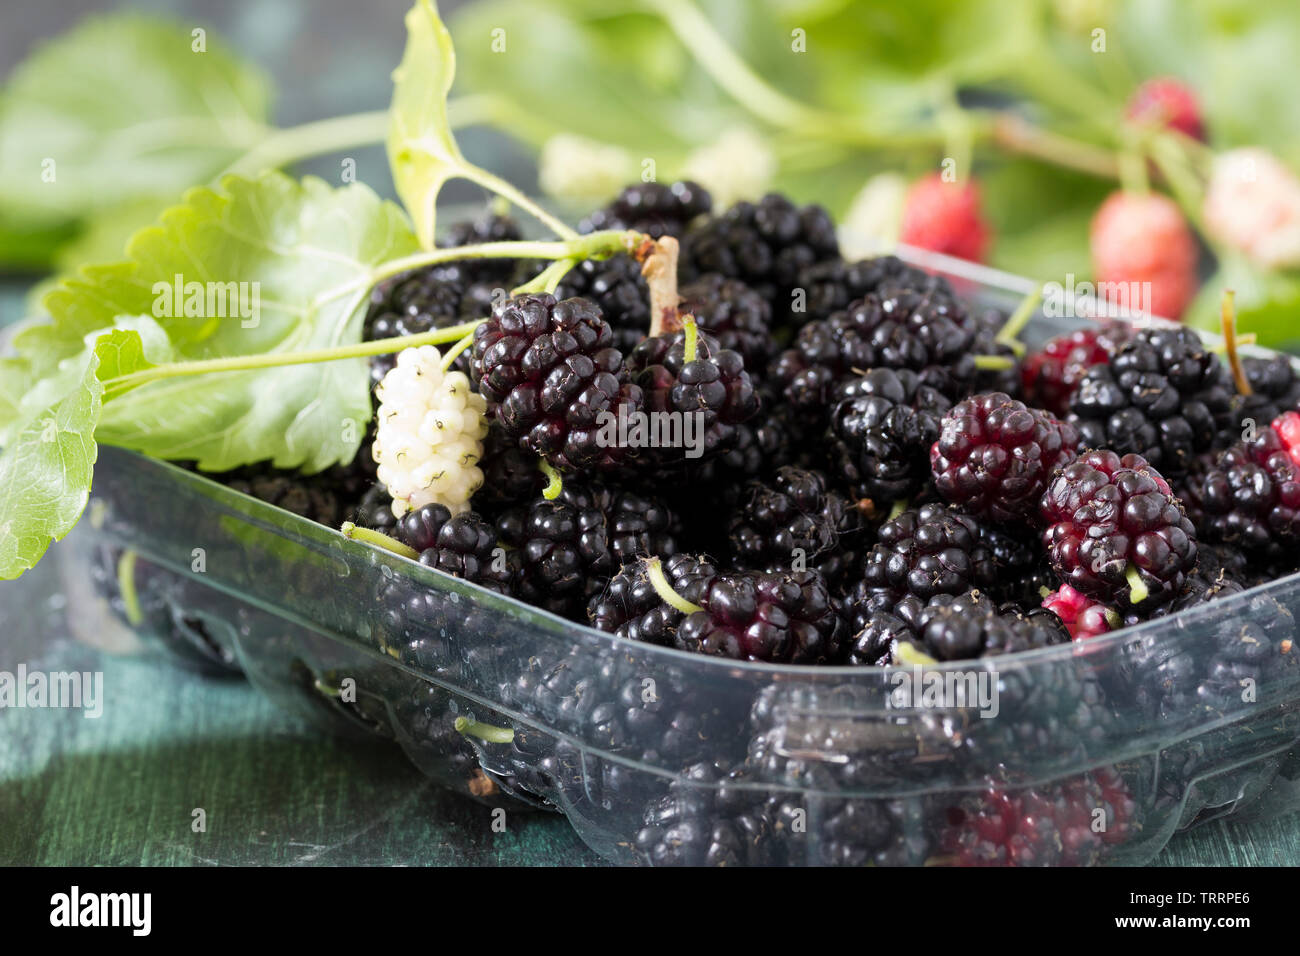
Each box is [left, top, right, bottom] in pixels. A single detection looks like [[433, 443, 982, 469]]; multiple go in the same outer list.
[[219, 98, 502, 180], [372, 231, 637, 286], [645, 556, 704, 615], [221, 109, 390, 179], [939, 84, 973, 182], [513, 259, 576, 295], [1118, 144, 1150, 196], [895, 641, 938, 667], [1147, 133, 1208, 232], [455, 716, 515, 744], [991, 114, 1121, 181], [440, 333, 476, 373], [340, 522, 419, 560], [995, 288, 1043, 354], [1125, 564, 1150, 605], [682, 316, 699, 362], [458, 163, 579, 240], [887, 499, 909, 521], [974, 354, 1016, 371], [103, 321, 486, 397], [116, 549, 143, 627], [654, 0, 823, 130], [538, 460, 563, 500]]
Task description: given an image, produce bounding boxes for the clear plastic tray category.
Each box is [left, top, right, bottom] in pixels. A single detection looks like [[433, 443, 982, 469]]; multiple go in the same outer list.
[[54, 250, 1300, 866]]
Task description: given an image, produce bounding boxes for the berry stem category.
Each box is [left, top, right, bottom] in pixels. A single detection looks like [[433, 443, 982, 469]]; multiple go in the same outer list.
[[373, 230, 642, 287], [538, 460, 563, 500], [340, 521, 419, 560], [1118, 145, 1150, 197], [645, 556, 704, 616], [641, 235, 682, 336], [681, 315, 699, 363], [887, 499, 909, 521], [454, 716, 516, 744], [101, 320, 487, 397], [655, 0, 825, 130], [895, 641, 939, 666], [513, 258, 576, 295], [1220, 290, 1252, 396], [218, 98, 500, 179], [456, 163, 580, 240], [440, 333, 475, 373], [115, 549, 143, 627], [974, 354, 1016, 371], [1125, 563, 1150, 605], [994, 288, 1043, 355], [990, 114, 1121, 181]]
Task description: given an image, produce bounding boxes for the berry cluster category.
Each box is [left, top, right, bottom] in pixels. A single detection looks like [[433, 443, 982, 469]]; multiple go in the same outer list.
[[191, 188, 1300, 867]]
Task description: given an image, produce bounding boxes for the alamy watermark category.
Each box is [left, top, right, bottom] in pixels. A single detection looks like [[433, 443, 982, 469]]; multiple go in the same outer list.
[[1042, 274, 1152, 322], [0, 664, 103, 718], [50, 886, 150, 936], [152, 273, 261, 328], [595, 407, 707, 459], [888, 664, 1000, 718]]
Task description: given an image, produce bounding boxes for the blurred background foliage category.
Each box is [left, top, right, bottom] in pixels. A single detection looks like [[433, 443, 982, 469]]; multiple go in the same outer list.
[[2, 0, 1299, 346]]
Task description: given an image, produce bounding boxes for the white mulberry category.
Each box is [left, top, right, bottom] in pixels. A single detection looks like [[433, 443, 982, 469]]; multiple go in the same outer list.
[[372, 345, 488, 517]]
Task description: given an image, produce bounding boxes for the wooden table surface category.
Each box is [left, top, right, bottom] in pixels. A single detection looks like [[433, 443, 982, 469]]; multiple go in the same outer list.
[[2, 554, 1299, 867]]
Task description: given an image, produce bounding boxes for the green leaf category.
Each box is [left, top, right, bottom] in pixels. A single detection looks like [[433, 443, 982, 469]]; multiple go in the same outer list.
[[0, 349, 101, 579], [980, 158, 1110, 283], [93, 315, 176, 388], [1185, 257, 1300, 353], [387, 0, 466, 249], [35, 172, 418, 473], [451, 1, 703, 151], [0, 14, 271, 237]]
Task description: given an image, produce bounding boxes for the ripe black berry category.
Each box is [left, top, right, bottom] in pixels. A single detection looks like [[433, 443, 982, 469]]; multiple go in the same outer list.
[[728, 466, 864, 584], [675, 569, 846, 664], [554, 254, 650, 355], [469, 292, 644, 472], [495, 481, 678, 618], [789, 254, 940, 329], [1182, 412, 1300, 558], [1067, 327, 1234, 477], [682, 193, 839, 303], [772, 280, 976, 415], [828, 367, 951, 506], [628, 324, 759, 464], [589, 553, 719, 644], [859, 503, 1000, 603], [678, 273, 776, 374], [580, 180, 713, 239]]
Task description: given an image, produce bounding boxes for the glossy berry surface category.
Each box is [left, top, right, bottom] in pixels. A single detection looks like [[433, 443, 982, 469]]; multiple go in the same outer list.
[[581, 180, 713, 239], [859, 503, 1000, 602], [931, 392, 1079, 523], [469, 293, 644, 471], [1041, 450, 1197, 610], [1068, 327, 1233, 478], [1183, 412, 1300, 556], [1022, 324, 1131, 417], [829, 368, 951, 505], [682, 193, 839, 302], [728, 466, 864, 585], [773, 280, 976, 414], [675, 569, 845, 664]]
